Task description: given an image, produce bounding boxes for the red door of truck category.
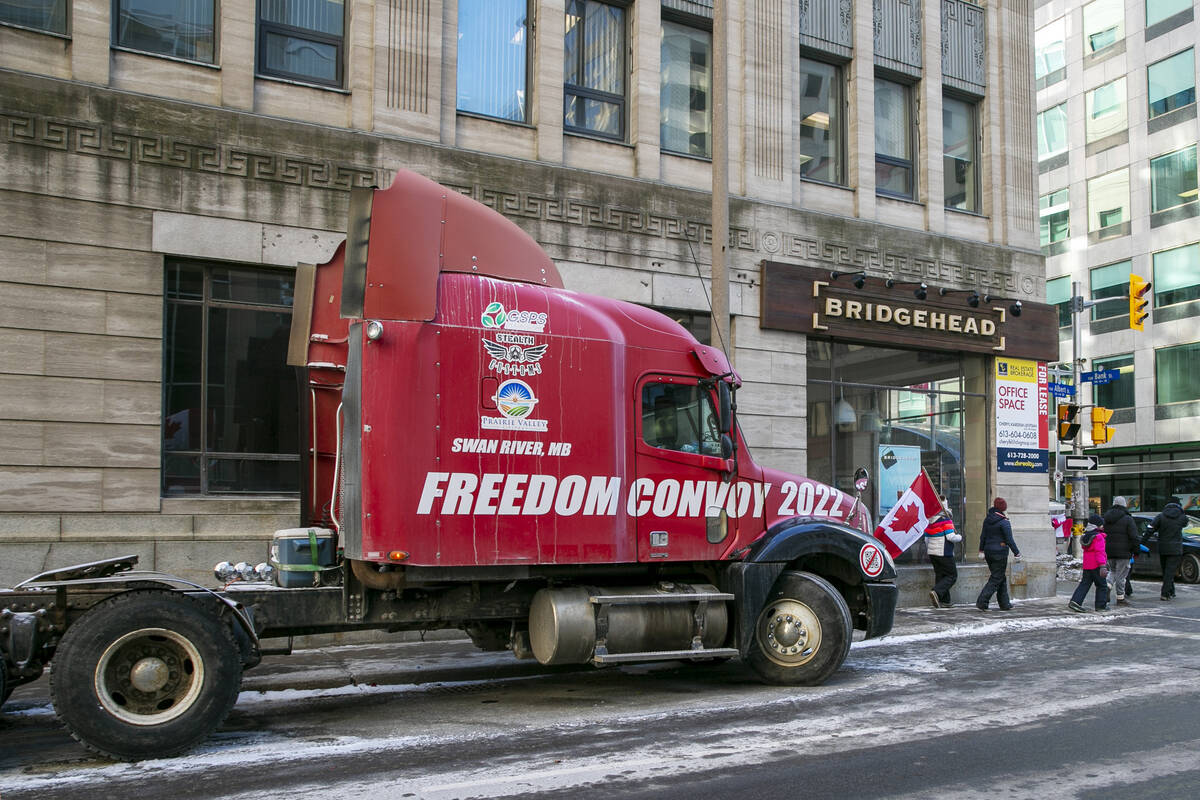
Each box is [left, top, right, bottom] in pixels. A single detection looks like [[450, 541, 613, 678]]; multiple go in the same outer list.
[[634, 376, 742, 562]]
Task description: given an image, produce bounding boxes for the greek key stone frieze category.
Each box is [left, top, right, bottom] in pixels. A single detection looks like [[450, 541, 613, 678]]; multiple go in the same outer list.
[[1, 111, 386, 190], [0, 110, 1027, 297], [447, 182, 1026, 297]]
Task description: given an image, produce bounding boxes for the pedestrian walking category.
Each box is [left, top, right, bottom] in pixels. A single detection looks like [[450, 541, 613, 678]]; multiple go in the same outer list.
[[976, 497, 1020, 611], [1103, 496, 1140, 606], [926, 495, 962, 608], [1069, 515, 1109, 612], [1144, 496, 1187, 601]]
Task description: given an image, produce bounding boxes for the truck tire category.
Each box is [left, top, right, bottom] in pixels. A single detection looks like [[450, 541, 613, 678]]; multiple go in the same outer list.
[[49, 590, 243, 761], [1, 667, 9, 706], [746, 571, 852, 687], [464, 622, 511, 652]]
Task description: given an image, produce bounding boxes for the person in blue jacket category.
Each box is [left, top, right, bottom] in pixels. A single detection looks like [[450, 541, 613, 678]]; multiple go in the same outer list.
[[976, 497, 1021, 611]]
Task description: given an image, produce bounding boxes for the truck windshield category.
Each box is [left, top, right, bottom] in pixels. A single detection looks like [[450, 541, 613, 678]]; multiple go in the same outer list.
[[641, 382, 722, 456]]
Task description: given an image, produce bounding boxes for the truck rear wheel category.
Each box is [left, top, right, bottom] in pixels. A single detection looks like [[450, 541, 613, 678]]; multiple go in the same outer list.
[[747, 571, 852, 686], [49, 590, 243, 760]]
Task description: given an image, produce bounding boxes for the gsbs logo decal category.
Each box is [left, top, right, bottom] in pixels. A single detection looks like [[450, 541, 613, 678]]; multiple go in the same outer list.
[[859, 542, 885, 578], [481, 301, 547, 333]]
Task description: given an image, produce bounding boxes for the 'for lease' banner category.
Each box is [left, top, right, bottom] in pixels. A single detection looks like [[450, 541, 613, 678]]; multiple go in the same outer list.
[[995, 357, 1048, 473]]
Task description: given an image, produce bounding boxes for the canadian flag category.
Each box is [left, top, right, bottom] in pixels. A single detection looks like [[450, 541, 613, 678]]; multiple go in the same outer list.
[[874, 469, 942, 558]]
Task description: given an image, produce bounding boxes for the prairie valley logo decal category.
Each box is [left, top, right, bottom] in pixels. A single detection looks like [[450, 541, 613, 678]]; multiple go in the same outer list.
[[482, 334, 548, 376], [482, 379, 549, 432], [481, 301, 548, 333]]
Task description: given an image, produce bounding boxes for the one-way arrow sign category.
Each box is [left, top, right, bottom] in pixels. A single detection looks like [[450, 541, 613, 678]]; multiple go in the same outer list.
[[1064, 455, 1099, 471]]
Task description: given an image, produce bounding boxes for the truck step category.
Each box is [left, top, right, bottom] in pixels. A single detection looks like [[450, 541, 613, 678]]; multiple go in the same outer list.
[[589, 591, 734, 605], [593, 647, 739, 665]]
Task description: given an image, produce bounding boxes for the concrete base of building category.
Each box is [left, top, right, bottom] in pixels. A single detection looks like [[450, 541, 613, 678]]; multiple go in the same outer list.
[[894, 562, 1057, 608]]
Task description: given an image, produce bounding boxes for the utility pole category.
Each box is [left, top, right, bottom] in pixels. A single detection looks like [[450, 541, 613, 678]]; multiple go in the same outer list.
[[709, 0, 730, 352], [1065, 281, 1088, 555], [1058, 278, 1147, 555]]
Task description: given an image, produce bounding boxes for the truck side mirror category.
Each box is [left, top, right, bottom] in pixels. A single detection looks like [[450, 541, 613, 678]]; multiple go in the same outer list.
[[717, 381, 732, 434], [720, 433, 734, 460], [853, 467, 869, 494]]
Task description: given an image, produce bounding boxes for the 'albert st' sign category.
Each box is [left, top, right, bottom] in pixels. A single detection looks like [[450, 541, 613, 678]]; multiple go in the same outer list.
[[759, 261, 1058, 361]]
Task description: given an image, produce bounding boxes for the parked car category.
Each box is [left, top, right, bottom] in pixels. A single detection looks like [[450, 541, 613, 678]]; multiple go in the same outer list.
[[1130, 512, 1200, 584]]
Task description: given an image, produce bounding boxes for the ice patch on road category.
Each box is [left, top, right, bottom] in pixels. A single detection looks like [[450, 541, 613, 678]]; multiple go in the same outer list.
[[853, 608, 1150, 649]]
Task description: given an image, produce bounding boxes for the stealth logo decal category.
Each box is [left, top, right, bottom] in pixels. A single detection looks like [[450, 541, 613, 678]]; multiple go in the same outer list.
[[482, 337, 548, 376]]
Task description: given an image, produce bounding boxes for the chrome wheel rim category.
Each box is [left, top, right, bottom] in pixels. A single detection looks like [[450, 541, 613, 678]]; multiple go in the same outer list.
[[756, 599, 822, 667], [94, 628, 204, 726]]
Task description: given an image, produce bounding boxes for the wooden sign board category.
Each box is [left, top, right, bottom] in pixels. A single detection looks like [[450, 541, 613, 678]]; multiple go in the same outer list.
[[760, 261, 1059, 362]]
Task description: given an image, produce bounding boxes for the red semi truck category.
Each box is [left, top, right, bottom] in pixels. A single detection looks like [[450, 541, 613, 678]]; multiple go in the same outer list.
[[0, 171, 896, 760]]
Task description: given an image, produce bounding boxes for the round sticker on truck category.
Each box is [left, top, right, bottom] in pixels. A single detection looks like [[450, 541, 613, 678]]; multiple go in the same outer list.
[[859, 542, 885, 578]]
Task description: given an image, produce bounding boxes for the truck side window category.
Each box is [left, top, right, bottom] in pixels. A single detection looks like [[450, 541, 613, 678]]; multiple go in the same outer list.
[[641, 382, 721, 455]]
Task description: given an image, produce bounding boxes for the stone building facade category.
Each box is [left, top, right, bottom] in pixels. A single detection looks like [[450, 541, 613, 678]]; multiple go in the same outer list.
[[0, 0, 1056, 599]]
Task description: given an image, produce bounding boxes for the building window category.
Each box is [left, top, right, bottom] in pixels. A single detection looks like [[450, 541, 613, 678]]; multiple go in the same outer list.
[[1035, 19, 1066, 86], [162, 261, 299, 496], [1153, 243, 1200, 307], [115, 0, 215, 62], [875, 78, 913, 199], [1150, 145, 1199, 213], [1089, 260, 1132, 322], [943, 95, 979, 212], [1087, 168, 1129, 232], [1148, 49, 1196, 118], [1093, 354, 1135, 409], [1037, 103, 1068, 161], [1147, 0, 1191, 27], [1156, 342, 1200, 404], [563, 0, 626, 140], [1040, 189, 1070, 247], [1082, 0, 1123, 54], [1085, 78, 1127, 143], [1, 0, 67, 33], [660, 19, 712, 157], [798, 57, 845, 185], [456, 0, 529, 122], [1047, 276, 1072, 328], [257, 0, 345, 88]]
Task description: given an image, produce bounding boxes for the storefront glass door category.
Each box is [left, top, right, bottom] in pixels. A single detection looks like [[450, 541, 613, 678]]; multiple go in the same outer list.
[[807, 341, 987, 562]]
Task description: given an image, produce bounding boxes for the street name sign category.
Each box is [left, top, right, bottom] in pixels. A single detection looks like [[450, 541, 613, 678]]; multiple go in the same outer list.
[[1048, 382, 1075, 397], [1081, 369, 1120, 385], [1064, 455, 1099, 470]]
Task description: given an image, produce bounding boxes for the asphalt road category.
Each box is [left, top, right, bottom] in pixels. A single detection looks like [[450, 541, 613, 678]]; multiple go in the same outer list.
[[3, 580, 1199, 799]]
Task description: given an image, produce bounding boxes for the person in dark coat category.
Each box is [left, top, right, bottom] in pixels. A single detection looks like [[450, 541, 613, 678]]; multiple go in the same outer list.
[[976, 497, 1021, 611], [1103, 496, 1140, 605], [1144, 496, 1187, 601]]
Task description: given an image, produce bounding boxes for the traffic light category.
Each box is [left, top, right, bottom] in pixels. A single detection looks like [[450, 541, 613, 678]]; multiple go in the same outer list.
[[1091, 406, 1115, 444], [1129, 273, 1152, 331], [1057, 403, 1080, 441]]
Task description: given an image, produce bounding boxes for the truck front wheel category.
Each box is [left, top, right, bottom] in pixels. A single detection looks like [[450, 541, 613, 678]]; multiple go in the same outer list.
[[49, 590, 243, 760], [747, 571, 852, 686]]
